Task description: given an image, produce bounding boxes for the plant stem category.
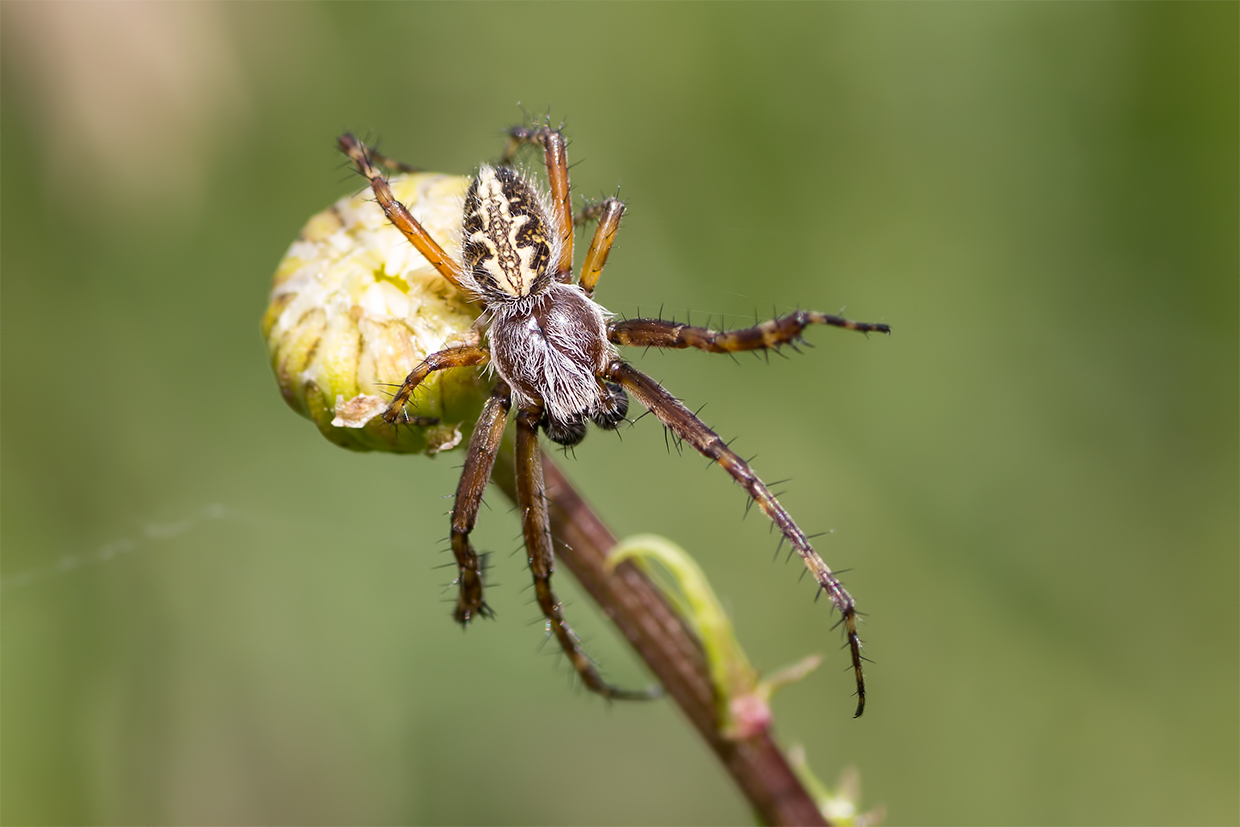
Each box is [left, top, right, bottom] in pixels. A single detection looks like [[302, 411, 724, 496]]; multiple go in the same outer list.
[[492, 450, 829, 827]]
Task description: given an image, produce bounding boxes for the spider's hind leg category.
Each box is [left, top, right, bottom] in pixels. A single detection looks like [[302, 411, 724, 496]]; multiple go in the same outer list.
[[515, 406, 659, 700]]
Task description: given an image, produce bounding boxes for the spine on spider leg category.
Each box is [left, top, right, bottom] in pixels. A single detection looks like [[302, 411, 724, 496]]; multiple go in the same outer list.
[[607, 361, 867, 717]]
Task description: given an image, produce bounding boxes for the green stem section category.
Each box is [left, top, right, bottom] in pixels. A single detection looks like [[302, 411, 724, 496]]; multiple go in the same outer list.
[[609, 535, 823, 741], [492, 450, 830, 827]]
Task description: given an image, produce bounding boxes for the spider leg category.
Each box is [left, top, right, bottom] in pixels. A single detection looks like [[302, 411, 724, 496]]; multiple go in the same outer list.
[[501, 125, 574, 279], [363, 144, 422, 174], [573, 198, 617, 227], [515, 406, 659, 701], [574, 197, 625, 298], [338, 133, 470, 294], [606, 360, 867, 717], [608, 311, 890, 352], [448, 381, 512, 624], [381, 345, 489, 424]]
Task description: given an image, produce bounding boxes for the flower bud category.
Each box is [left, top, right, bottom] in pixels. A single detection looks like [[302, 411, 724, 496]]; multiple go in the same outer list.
[[262, 173, 489, 454]]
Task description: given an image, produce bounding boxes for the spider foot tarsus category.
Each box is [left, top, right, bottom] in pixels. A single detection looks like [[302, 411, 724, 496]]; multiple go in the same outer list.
[[574, 196, 624, 228], [535, 595, 661, 703], [362, 140, 423, 175], [392, 413, 440, 430], [839, 605, 867, 718], [377, 345, 490, 425], [454, 598, 495, 626], [449, 551, 491, 626], [820, 584, 867, 718], [451, 551, 497, 626], [372, 379, 438, 427]]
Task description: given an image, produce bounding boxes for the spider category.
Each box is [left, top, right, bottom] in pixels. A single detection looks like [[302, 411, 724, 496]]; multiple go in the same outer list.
[[338, 126, 888, 717]]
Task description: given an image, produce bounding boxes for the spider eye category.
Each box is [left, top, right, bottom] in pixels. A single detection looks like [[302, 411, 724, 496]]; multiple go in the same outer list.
[[462, 165, 552, 299]]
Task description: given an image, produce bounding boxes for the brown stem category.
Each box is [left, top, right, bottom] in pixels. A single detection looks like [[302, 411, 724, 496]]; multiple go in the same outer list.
[[492, 450, 829, 827]]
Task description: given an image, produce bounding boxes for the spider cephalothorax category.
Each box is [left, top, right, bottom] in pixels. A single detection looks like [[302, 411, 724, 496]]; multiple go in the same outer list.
[[338, 127, 888, 716]]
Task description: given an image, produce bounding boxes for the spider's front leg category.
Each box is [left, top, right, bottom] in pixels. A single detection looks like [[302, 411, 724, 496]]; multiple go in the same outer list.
[[359, 143, 422, 175], [606, 361, 867, 717], [515, 406, 660, 701], [381, 345, 489, 424], [574, 197, 625, 298], [338, 133, 470, 294], [447, 381, 512, 624], [609, 310, 890, 353]]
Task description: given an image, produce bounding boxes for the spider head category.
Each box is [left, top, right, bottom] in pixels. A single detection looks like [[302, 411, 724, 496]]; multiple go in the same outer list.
[[463, 165, 556, 302]]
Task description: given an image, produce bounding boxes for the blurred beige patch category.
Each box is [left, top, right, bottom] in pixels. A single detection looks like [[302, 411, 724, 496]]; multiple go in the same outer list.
[[6, 2, 250, 215]]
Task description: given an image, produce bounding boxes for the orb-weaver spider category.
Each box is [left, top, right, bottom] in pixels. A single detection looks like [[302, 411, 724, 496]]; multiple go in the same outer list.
[[338, 126, 888, 717]]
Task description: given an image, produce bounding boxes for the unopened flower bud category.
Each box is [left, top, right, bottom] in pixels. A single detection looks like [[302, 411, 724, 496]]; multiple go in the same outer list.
[[262, 173, 489, 454]]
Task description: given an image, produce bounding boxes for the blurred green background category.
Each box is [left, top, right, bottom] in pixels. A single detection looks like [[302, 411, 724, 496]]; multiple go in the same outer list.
[[3, 3, 1236, 825]]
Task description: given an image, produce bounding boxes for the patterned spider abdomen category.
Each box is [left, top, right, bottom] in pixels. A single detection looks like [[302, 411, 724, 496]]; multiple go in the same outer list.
[[462, 165, 555, 300], [262, 172, 490, 454]]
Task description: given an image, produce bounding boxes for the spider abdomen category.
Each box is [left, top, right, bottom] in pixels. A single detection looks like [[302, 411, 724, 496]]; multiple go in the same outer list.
[[488, 284, 613, 443], [463, 165, 555, 300]]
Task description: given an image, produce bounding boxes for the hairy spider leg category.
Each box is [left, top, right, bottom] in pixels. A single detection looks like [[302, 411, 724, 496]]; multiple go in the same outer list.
[[608, 310, 891, 352], [515, 407, 660, 701], [448, 381, 512, 624], [358, 143, 423, 175], [338, 133, 471, 295], [575, 198, 625, 298], [606, 360, 867, 717], [380, 345, 489, 425], [501, 125, 574, 280], [573, 198, 617, 227]]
